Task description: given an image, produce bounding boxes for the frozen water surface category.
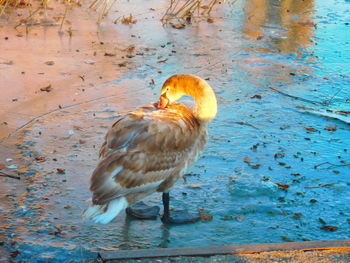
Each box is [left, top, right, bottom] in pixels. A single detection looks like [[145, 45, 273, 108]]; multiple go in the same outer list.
[[1, 0, 350, 261]]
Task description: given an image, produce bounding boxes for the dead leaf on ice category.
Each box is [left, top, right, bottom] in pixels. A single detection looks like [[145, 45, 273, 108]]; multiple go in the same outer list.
[[171, 23, 186, 29], [199, 209, 213, 221], [40, 85, 52, 92], [324, 126, 337, 131], [121, 14, 137, 24]]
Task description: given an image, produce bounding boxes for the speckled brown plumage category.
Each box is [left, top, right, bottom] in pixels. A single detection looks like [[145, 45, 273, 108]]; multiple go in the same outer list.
[[90, 102, 207, 205], [84, 74, 217, 224]]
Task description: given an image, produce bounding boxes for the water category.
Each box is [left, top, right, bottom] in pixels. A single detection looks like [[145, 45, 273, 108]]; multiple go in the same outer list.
[[1, 0, 350, 261]]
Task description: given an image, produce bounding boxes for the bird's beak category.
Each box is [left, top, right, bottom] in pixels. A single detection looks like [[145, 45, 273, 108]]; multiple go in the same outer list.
[[158, 93, 169, 109]]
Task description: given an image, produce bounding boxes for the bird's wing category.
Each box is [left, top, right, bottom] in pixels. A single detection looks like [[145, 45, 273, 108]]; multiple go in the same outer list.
[[90, 103, 204, 205]]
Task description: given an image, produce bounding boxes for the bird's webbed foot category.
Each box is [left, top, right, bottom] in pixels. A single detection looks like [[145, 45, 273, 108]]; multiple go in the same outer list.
[[126, 201, 160, 220], [161, 209, 200, 224]]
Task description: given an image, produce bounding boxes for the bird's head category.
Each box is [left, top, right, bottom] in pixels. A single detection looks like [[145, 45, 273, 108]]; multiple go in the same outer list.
[[158, 76, 185, 109], [157, 74, 217, 122]]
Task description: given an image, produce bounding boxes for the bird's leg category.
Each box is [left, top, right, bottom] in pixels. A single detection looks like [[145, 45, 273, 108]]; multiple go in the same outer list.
[[162, 192, 170, 221], [161, 192, 200, 224], [126, 201, 160, 220]]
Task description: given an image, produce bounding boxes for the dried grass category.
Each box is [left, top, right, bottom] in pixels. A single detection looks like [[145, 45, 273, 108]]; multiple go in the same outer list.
[[161, 0, 226, 24], [0, 0, 226, 27]]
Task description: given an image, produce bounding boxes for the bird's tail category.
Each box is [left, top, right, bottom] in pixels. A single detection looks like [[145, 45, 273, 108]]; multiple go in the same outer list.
[[83, 197, 128, 224]]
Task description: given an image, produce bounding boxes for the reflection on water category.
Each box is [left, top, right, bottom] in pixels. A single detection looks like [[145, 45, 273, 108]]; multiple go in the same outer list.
[[1, 0, 350, 261], [244, 0, 315, 53]]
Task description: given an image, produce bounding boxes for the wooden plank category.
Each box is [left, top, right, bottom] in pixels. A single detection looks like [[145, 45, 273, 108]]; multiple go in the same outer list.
[[99, 239, 350, 261]]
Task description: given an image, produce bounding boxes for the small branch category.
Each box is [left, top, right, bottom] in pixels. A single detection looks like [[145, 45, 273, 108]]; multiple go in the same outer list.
[[305, 182, 336, 189], [233, 121, 259, 130], [269, 87, 325, 105], [314, 162, 350, 169], [0, 171, 21, 180]]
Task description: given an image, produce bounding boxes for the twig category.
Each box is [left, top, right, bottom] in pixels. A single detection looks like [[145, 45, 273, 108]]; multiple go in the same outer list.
[[233, 121, 259, 130], [269, 87, 325, 105], [14, 6, 42, 29], [305, 182, 336, 189], [0, 171, 21, 180], [0, 93, 123, 144], [325, 86, 345, 105], [314, 162, 350, 169], [59, 2, 69, 33]]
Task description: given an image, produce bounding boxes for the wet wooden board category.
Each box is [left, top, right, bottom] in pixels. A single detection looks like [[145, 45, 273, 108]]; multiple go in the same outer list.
[[99, 239, 350, 261]]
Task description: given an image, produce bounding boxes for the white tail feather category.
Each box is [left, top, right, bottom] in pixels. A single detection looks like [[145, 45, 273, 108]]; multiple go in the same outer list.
[[83, 197, 128, 224]]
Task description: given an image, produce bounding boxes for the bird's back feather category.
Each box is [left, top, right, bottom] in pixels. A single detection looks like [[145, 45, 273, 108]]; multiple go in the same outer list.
[[89, 102, 207, 207]]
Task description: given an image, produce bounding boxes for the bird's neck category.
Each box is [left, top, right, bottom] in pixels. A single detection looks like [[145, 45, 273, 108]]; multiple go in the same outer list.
[[189, 81, 217, 122]]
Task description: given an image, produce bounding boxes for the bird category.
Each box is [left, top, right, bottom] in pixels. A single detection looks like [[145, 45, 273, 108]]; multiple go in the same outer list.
[[83, 74, 217, 224]]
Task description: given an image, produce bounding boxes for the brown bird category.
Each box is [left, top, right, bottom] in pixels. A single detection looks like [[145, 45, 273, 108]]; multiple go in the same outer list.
[[83, 74, 217, 224]]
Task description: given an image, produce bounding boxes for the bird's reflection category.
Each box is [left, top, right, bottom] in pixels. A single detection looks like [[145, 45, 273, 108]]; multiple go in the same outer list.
[[158, 224, 170, 248], [119, 215, 171, 249]]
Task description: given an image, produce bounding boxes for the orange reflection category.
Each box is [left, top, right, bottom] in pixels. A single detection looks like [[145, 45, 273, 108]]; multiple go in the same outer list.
[[243, 0, 315, 54], [279, 0, 315, 53], [243, 0, 267, 40]]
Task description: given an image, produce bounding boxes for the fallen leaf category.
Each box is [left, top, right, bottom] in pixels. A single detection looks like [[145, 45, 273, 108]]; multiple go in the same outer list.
[[251, 164, 260, 169], [79, 139, 86, 144], [10, 250, 20, 258], [40, 85, 52, 92], [207, 18, 214, 23], [276, 183, 289, 189], [324, 126, 337, 131], [104, 52, 116, 57], [45, 61, 55, 66], [158, 58, 168, 63], [305, 127, 319, 132], [251, 94, 262, 99], [35, 155, 46, 162], [121, 14, 136, 24], [199, 209, 213, 221], [292, 212, 302, 219], [0, 60, 13, 65], [57, 168, 66, 174], [243, 157, 251, 163], [0, 164, 5, 169], [321, 225, 338, 231], [335, 110, 350, 115], [171, 23, 186, 29], [64, 205, 72, 209], [201, 5, 209, 9], [126, 45, 135, 52], [319, 218, 327, 224], [118, 62, 127, 67]]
